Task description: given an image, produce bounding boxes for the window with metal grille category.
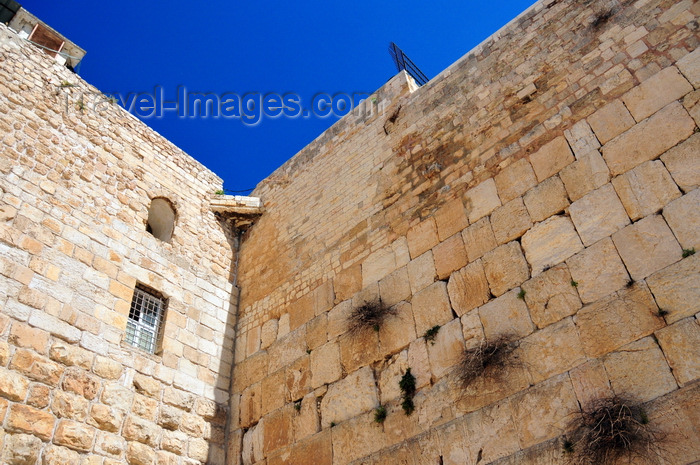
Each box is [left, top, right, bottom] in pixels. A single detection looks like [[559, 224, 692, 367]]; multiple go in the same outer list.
[[125, 285, 166, 354]]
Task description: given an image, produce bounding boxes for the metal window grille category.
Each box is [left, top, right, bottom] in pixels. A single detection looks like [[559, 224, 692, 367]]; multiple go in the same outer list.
[[125, 285, 165, 353]]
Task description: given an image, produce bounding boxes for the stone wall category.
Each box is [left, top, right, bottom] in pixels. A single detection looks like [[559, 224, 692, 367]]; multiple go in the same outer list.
[[0, 23, 237, 464], [232, 0, 700, 463]]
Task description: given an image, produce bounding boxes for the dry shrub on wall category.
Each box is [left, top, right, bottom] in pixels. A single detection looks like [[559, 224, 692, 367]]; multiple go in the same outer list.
[[347, 299, 397, 335], [564, 396, 665, 465], [456, 335, 520, 388]]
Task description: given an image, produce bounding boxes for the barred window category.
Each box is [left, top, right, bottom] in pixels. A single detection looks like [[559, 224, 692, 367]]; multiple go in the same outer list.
[[125, 284, 166, 354]]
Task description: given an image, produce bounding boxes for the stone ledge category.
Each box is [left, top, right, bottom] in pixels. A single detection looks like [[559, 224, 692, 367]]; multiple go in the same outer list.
[[210, 195, 263, 228]]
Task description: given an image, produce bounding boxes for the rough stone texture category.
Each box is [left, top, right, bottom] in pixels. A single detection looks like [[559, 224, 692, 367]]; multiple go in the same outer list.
[[566, 238, 630, 304], [461, 217, 497, 262], [522, 176, 569, 222], [319, 367, 377, 428], [432, 233, 468, 279], [655, 318, 700, 387], [663, 189, 700, 250], [482, 242, 529, 297], [521, 216, 583, 276], [464, 178, 501, 223], [411, 281, 454, 337], [528, 136, 575, 182], [490, 198, 532, 244], [494, 158, 537, 203], [521, 264, 581, 329], [612, 214, 683, 281], [479, 288, 534, 340], [564, 119, 600, 159], [646, 254, 700, 324], [660, 133, 700, 193], [446, 260, 490, 317], [612, 160, 681, 221], [568, 184, 630, 247], [559, 151, 611, 202], [677, 47, 700, 87], [426, 318, 465, 378], [587, 99, 635, 144], [622, 66, 693, 121], [520, 318, 586, 384]]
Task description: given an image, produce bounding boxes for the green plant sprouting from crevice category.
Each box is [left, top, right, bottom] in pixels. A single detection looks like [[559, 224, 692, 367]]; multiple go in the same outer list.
[[399, 368, 417, 416], [423, 325, 440, 345], [374, 405, 387, 423], [682, 248, 695, 258]]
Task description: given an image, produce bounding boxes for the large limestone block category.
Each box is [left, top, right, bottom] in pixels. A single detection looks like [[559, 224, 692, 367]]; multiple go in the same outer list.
[[646, 254, 700, 324], [559, 151, 611, 201], [378, 301, 417, 355], [10, 348, 64, 386], [566, 237, 630, 303], [6, 403, 55, 441], [406, 218, 438, 259], [521, 264, 581, 328], [447, 260, 490, 317], [263, 407, 293, 455], [660, 132, 700, 192], [655, 318, 700, 386], [574, 283, 663, 358], [464, 178, 501, 223], [306, 314, 328, 351], [2, 433, 42, 465], [602, 102, 695, 176], [331, 412, 387, 465], [568, 184, 629, 246], [41, 445, 80, 465], [677, 47, 700, 87], [378, 351, 409, 403], [603, 337, 677, 402], [612, 214, 683, 281], [320, 366, 377, 428], [569, 360, 614, 408], [587, 99, 635, 144], [622, 66, 693, 121], [490, 198, 532, 244], [54, 420, 95, 452], [408, 339, 432, 390], [432, 233, 468, 280], [528, 136, 575, 182], [327, 300, 352, 341], [663, 189, 700, 250], [522, 176, 569, 223], [509, 374, 579, 448], [434, 198, 469, 241], [339, 329, 380, 374], [426, 318, 465, 379], [411, 281, 453, 337], [494, 158, 537, 203], [261, 370, 286, 415], [268, 430, 332, 465], [461, 400, 520, 464], [362, 245, 396, 288], [612, 160, 681, 220], [268, 327, 307, 373], [293, 393, 321, 442], [479, 288, 534, 340], [289, 293, 314, 333], [285, 355, 311, 401], [127, 440, 156, 465], [521, 216, 583, 275], [241, 422, 263, 465], [564, 119, 600, 158], [239, 383, 261, 428], [0, 366, 29, 401], [334, 264, 361, 302], [482, 241, 530, 296], [520, 318, 586, 383], [461, 217, 497, 262], [407, 250, 436, 294], [378, 266, 410, 308]]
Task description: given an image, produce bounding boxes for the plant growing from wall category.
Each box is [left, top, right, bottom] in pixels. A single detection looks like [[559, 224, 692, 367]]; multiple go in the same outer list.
[[564, 396, 664, 465], [456, 336, 519, 389], [399, 368, 416, 416], [347, 299, 396, 335], [682, 248, 695, 258], [374, 405, 387, 423], [423, 325, 441, 345]]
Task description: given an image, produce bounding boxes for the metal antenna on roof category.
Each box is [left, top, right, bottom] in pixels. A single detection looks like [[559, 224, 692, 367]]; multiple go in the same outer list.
[[388, 42, 429, 86]]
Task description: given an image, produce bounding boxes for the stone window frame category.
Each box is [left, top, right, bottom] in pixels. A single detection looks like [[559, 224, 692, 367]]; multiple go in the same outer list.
[[125, 283, 167, 354]]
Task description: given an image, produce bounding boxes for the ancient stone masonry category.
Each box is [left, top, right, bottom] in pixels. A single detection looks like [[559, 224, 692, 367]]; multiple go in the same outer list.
[[231, 0, 700, 463], [0, 18, 239, 465], [1, 0, 700, 464]]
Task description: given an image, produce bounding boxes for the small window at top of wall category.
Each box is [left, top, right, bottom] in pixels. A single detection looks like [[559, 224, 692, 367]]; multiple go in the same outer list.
[[125, 284, 167, 354], [146, 197, 176, 242]]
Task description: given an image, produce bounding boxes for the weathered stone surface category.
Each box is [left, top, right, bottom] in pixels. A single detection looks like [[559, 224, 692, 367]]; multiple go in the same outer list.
[[461, 217, 497, 262], [41, 445, 81, 465], [2, 433, 42, 465], [320, 366, 377, 428], [461, 400, 520, 464], [677, 47, 700, 87], [528, 136, 575, 182], [623, 66, 693, 121], [378, 301, 416, 355], [378, 266, 410, 307], [334, 264, 362, 302], [568, 184, 629, 246], [521, 264, 581, 329], [406, 218, 438, 259], [564, 119, 600, 158], [482, 241, 529, 296], [51, 389, 88, 421], [362, 245, 396, 288], [407, 339, 432, 390], [27, 383, 49, 409], [432, 233, 468, 279], [587, 99, 635, 144], [559, 151, 610, 201], [426, 318, 465, 379], [494, 158, 537, 203], [569, 359, 614, 408], [490, 198, 532, 244], [188, 437, 209, 462], [447, 260, 490, 317], [63, 368, 99, 400], [54, 420, 95, 452], [655, 318, 700, 386], [161, 430, 188, 455], [131, 394, 157, 421], [663, 189, 700, 250], [406, 250, 436, 294], [88, 403, 123, 432], [9, 322, 49, 353], [378, 351, 409, 403], [612, 214, 683, 281], [260, 318, 278, 350], [411, 281, 454, 337], [646, 254, 700, 324], [49, 340, 93, 370], [10, 349, 64, 386], [123, 415, 160, 447], [7, 403, 55, 440], [434, 198, 468, 241], [261, 369, 286, 415], [603, 337, 677, 402], [0, 366, 29, 402], [310, 341, 341, 389], [522, 176, 569, 223], [92, 355, 122, 380], [509, 374, 579, 448], [479, 288, 534, 340], [566, 237, 630, 303], [338, 326, 380, 373], [660, 132, 700, 193], [521, 216, 583, 275], [612, 160, 681, 220], [180, 412, 208, 438], [305, 314, 327, 351], [464, 178, 501, 223], [574, 283, 663, 358], [285, 355, 311, 401], [602, 102, 695, 176], [268, 327, 306, 374], [293, 392, 320, 441], [126, 441, 156, 465], [520, 318, 586, 383]]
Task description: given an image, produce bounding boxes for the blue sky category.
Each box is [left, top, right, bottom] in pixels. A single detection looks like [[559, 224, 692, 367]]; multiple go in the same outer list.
[[22, 0, 535, 192]]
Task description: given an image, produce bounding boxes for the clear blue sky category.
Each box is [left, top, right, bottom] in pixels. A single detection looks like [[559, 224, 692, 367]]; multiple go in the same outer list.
[[22, 0, 535, 192]]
